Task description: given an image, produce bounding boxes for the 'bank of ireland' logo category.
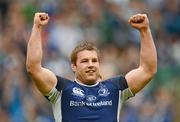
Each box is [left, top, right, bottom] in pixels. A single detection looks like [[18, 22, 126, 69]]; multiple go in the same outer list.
[[98, 85, 110, 97], [72, 87, 85, 98]]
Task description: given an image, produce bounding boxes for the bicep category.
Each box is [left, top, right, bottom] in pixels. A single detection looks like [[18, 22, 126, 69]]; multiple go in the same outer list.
[[29, 67, 57, 95], [125, 67, 153, 94]]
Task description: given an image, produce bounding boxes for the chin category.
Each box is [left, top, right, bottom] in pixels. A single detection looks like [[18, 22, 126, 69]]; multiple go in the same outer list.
[[86, 77, 97, 83]]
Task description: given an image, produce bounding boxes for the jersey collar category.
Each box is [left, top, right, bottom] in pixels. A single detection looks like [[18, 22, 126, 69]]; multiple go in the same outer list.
[[74, 78, 100, 87]]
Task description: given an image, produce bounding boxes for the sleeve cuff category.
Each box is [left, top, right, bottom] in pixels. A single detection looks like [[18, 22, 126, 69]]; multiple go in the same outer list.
[[45, 83, 60, 104]]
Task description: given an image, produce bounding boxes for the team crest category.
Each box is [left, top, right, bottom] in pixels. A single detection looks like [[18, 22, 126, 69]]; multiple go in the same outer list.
[[98, 85, 110, 97]]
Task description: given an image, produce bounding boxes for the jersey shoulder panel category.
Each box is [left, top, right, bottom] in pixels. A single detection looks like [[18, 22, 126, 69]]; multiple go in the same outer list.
[[45, 76, 73, 103], [105, 76, 128, 91], [56, 76, 72, 91]]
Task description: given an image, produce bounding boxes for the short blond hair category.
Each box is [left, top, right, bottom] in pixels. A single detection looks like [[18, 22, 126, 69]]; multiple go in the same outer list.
[[70, 41, 100, 65]]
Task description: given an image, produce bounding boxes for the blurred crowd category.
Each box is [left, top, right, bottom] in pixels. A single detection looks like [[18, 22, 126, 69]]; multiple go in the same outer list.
[[0, 0, 180, 122]]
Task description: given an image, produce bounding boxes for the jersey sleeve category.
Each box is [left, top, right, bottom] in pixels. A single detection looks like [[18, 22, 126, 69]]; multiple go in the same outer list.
[[109, 76, 135, 101], [45, 76, 69, 104], [120, 87, 134, 101]]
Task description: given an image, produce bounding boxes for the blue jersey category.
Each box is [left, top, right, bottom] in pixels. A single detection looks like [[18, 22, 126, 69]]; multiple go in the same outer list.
[[46, 76, 134, 122]]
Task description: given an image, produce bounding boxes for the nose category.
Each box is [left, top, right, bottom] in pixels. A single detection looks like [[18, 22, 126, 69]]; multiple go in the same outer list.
[[88, 61, 94, 67]]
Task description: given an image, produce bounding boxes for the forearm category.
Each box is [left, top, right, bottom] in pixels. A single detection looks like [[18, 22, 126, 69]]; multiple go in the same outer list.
[[126, 14, 157, 94], [26, 25, 43, 71], [139, 27, 157, 74]]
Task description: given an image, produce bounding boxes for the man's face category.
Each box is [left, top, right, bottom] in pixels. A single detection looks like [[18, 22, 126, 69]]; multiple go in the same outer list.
[[72, 50, 100, 84]]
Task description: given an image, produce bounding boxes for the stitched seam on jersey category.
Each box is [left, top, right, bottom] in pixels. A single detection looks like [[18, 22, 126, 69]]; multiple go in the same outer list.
[[117, 91, 121, 121], [129, 88, 135, 97], [52, 91, 62, 122]]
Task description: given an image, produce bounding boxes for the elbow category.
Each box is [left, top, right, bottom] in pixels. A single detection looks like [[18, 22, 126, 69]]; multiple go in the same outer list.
[[143, 62, 157, 77], [26, 61, 40, 75], [150, 64, 157, 76], [152, 67, 157, 76], [147, 67, 157, 79], [26, 64, 32, 74], [26, 63, 34, 75], [141, 65, 157, 79]]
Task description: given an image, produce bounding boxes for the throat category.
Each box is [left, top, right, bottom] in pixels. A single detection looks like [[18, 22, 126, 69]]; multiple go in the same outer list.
[[75, 78, 100, 87], [85, 82, 96, 85]]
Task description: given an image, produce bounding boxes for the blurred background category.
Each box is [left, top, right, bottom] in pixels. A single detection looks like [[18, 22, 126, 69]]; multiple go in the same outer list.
[[0, 0, 180, 122]]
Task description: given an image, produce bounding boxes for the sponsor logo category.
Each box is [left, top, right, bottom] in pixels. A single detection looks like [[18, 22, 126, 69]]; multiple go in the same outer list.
[[86, 95, 96, 102], [70, 100, 112, 107], [72, 87, 85, 98], [70, 101, 85, 107]]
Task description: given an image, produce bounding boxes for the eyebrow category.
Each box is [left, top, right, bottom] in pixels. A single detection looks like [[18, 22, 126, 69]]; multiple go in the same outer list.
[[80, 57, 98, 61]]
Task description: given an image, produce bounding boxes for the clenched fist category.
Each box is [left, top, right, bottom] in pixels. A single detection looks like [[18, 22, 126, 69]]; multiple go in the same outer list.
[[128, 14, 149, 31], [33, 12, 49, 28]]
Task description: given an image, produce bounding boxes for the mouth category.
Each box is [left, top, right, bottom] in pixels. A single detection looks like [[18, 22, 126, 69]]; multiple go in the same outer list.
[[85, 70, 95, 73]]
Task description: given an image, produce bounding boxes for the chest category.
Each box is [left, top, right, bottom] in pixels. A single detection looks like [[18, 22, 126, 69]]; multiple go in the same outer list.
[[61, 83, 120, 108], [59, 83, 122, 122]]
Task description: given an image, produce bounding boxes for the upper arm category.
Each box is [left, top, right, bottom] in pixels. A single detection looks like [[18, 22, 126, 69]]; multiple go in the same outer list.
[[125, 66, 155, 94], [28, 67, 57, 95]]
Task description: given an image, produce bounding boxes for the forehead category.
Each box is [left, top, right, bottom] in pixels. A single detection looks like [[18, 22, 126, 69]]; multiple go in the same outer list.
[[77, 50, 98, 60]]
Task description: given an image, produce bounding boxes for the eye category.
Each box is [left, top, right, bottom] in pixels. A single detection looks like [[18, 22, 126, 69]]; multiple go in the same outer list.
[[92, 58, 98, 63], [81, 59, 88, 63]]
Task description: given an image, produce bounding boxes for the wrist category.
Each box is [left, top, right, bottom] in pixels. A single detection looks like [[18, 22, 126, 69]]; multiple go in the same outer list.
[[140, 26, 151, 33], [140, 27, 152, 38], [33, 24, 42, 30]]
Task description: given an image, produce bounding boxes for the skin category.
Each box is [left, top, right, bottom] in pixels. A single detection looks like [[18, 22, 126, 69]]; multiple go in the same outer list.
[[126, 14, 157, 94], [26, 13, 157, 95], [71, 50, 100, 85], [26, 13, 57, 95]]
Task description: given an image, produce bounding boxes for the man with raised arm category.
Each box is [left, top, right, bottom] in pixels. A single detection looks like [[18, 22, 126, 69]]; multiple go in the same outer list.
[[26, 12, 157, 122]]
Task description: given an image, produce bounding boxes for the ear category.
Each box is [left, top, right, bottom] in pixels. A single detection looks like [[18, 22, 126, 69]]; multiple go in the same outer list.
[[71, 63, 77, 73]]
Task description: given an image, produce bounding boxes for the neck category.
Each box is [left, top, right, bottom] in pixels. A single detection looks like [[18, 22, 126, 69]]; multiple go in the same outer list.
[[75, 78, 101, 86]]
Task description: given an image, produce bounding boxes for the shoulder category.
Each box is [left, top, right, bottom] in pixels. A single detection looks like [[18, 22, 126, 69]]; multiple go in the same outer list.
[[103, 76, 128, 90], [56, 76, 73, 91]]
